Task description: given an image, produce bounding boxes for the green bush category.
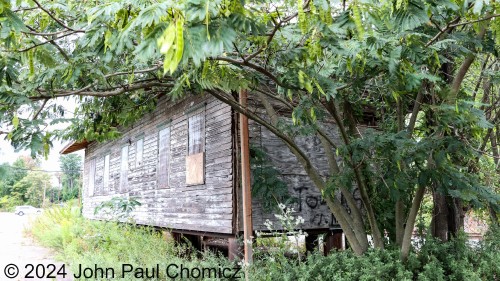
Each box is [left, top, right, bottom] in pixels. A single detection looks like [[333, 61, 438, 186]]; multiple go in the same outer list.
[[0, 195, 23, 211], [30, 204, 500, 280], [247, 232, 500, 281]]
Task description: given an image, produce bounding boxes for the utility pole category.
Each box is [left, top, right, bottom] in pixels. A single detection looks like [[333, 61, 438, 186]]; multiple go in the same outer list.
[[239, 89, 253, 264]]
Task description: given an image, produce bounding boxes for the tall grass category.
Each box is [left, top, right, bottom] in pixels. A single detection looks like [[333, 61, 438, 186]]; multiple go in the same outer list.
[[30, 203, 500, 280], [29, 202, 234, 280]]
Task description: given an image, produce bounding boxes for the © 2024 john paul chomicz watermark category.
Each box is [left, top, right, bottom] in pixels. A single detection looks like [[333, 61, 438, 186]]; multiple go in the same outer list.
[[2, 263, 243, 279]]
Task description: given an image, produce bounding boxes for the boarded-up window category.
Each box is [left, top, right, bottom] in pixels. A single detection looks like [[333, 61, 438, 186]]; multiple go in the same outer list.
[[136, 138, 144, 167], [188, 113, 205, 155], [103, 154, 110, 193], [186, 111, 205, 185], [158, 127, 170, 189], [88, 158, 96, 197], [120, 146, 128, 193]]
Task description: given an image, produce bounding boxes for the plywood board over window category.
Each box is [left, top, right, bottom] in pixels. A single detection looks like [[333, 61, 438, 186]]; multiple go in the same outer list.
[[158, 127, 170, 189], [88, 158, 96, 197], [186, 111, 205, 185], [120, 146, 129, 193]]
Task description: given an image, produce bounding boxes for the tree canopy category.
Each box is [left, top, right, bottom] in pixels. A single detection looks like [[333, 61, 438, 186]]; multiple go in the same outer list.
[[1, 0, 499, 259], [0, 156, 50, 209], [59, 154, 82, 201]]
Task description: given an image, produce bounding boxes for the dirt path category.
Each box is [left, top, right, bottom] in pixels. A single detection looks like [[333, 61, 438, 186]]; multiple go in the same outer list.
[[0, 212, 72, 280]]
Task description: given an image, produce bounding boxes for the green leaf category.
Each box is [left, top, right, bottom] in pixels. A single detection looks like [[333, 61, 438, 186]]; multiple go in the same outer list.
[[389, 46, 402, 75], [12, 115, 19, 129], [310, 107, 317, 121], [3, 9, 27, 32], [394, 1, 429, 31], [171, 16, 184, 74], [352, 5, 364, 39], [158, 24, 176, 55], [298, 0, 307, 33]]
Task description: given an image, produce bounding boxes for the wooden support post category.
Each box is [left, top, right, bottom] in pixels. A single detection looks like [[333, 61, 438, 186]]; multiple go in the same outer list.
[[228, 238, 240, 261], [324, 230, 343, 255], [239, 89, 253, 264]]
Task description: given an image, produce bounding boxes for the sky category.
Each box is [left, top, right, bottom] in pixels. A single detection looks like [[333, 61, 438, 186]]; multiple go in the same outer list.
[[0, 134, 84, 187], [0, 137, 83, 171], [0, 98, 84, 185]]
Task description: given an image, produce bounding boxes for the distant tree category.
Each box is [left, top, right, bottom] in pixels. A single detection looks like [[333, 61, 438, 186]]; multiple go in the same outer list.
[[0, 156, 39, 196], [0, 163, 7, 179], [0, 156, 46, 208], [45, 187, 63, 204], [0, 163, 11, 197], [59, 154, 82, 201], [13, 171, 52, 207], [8, 158, 28, 185], [18, 155, 40, 169]]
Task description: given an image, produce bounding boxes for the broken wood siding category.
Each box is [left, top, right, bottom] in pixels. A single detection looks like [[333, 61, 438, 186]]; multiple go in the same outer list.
[[82, 95, 234, 234]]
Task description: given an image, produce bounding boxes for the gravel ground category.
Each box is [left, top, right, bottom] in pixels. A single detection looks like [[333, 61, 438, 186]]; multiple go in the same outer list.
[[0, 212, 72, 280]]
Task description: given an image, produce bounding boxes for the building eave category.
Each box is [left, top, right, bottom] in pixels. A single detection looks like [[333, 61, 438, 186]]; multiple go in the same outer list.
[[60, 139, 89, 154]]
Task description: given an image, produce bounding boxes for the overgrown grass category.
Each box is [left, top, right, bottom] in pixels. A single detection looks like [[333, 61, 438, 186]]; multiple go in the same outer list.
[[29, 202, 234, 280], [30, 203, 500, 280]]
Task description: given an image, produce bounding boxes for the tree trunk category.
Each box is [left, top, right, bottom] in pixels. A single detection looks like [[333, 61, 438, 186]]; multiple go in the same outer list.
[[326, 100, 385, 249], [400, 185, 426, 262], [431, 192, 449, 241], [318, 134, 370, 252], [395, 200, 405, 246]]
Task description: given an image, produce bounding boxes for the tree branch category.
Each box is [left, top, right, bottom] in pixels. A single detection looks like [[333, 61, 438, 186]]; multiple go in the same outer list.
[[407, 83, 426, 135], [472, 55, 491, 101], [480, 109, 500, 152], [32, 98, 49, 120], [317, 132, 369, 251], [449, 14, 500, 28], [12, 7, 39, 12], [213, 56, 297, 90], [323, 98, 384, 249], [31, 81, 173, 100], [425, 16, 461, 47], [18, 31, 80, 52], [32, 0, 84, 32], [450, 14, 491, 100], [29, 66, 166, 100], [400, 185, 426, 262]]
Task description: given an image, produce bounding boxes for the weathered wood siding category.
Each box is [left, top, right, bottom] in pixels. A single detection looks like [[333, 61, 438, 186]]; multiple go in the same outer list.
[[245, 120, 361, 231], [82, 95, 234, 234]]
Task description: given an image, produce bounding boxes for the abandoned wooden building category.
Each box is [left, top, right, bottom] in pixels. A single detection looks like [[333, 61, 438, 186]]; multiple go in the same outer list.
[[61, 93, 354, 256]]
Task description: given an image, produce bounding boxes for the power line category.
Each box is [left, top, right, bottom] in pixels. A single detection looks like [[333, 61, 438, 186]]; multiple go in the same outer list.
[[0, 165, 82, 173]]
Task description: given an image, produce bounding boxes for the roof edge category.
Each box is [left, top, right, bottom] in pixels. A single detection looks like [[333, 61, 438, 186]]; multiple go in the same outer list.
[[60, 139, 89, 154]]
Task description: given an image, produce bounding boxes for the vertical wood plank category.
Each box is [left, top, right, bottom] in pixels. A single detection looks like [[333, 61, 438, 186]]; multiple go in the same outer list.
[[136, 138, 144, 167], [120, 146, 128, 192], [158, 127, 170, 188], [88, 158, 95, 197], [103, 154, 110, 193]]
